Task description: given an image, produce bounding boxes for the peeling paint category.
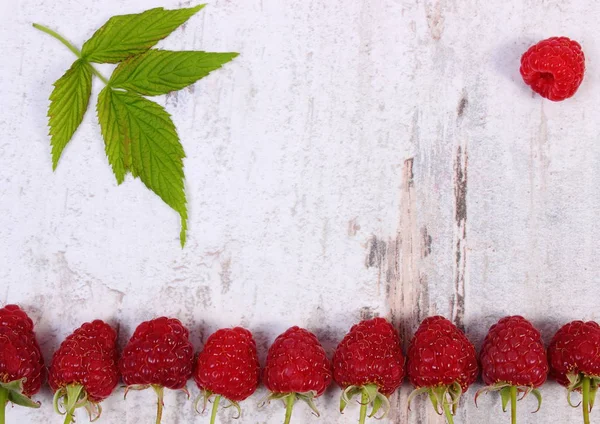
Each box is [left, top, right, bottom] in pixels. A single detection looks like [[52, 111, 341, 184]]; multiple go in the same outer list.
[[347, 217, 361, 237], [425, 0, 445, 40], [220, 257, 232, 294]]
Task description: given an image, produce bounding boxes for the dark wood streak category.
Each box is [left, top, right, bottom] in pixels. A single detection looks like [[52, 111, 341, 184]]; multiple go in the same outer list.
[[365, 235, 387, 294], [457, 94, 468, 118], [421, 226, 432, 258], [452, 145, 468, 330]]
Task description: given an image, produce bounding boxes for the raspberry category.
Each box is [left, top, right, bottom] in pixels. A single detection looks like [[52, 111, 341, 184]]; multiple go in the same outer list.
[[520, 36, 585, 101], [548, 321, 600, 423], [262, 327, 332, 423], [0, 305, 46, 419], [120, 317, 194, 424], [49, 320, 119, 423], [332, 318, 405, 422], [476, 316, 548, 422], [407, 316, 478, 423], [193, 327, 260, 423]]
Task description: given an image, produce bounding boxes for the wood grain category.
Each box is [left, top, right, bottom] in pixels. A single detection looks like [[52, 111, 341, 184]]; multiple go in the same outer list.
[[1, 0, 600, 423]]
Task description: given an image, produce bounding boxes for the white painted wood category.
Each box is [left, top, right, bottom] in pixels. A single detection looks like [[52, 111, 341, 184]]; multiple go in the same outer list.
[[1, 0, 599, 423]]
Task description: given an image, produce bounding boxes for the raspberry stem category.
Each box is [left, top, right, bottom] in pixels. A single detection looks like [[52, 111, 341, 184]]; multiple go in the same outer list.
[[442, 401, 454, 424], [152, 385, 165, 424], [510, 386, 517, 424], [0, 387, 7, 424], [583, 376, 591, 424], [63, 384, 85, 424], [210, 395, 221, 424], [358, 388, 368, 424], [283, 394, 295, 424]]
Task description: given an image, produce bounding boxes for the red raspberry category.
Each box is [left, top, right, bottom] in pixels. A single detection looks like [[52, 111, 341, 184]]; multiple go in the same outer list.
[[49, 320, 119, 423], [332, 318, 405, 423], [193, 327, 260, 423], [548, 321, 600, 423], [0, 304, 34, 334], [120, 317, 194, 424], [520, 36, 585, 101], [262, 326, 332, 423], [0, 305, 46, 417], [476, 316, 548, 421], [407, 316, 478, 422]]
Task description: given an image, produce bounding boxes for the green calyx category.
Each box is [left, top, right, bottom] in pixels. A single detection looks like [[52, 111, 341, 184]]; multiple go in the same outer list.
[[123, 384, 189, 424], [193, 390, 242, 424], [475, 382, 542, 424], [408, 382, 463, 424], [565, 373, 600, 424], [53, 384, 101, 424], [1, 379, 40, 424], [339, 384, 390, 424], [0, 379, 40, 409], [259, 391, 320, 424]]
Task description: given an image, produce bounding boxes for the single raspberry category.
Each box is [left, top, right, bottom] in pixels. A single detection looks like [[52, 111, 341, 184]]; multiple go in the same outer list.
[[548, 320, 600, 424], [262, 327, 332, 424], [120, 317, 194, 424], [476, 316, 548, 423], [332, 317, 405, 423], [49, 320, 119, 424], [0, 305, 46, 420], [407, 316, 478, 424], [520, 36, 585, 101], [193, 327, 260, 424]]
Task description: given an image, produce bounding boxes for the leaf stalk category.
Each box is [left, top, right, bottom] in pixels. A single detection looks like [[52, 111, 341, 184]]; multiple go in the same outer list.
[[32, 23, 109, 84]]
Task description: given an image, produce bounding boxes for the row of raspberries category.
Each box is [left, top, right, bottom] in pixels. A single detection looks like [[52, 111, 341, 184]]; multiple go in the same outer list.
[[1, 306, 599, 424]]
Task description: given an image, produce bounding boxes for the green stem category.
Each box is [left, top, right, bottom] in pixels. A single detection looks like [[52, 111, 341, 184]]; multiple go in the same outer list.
[[583, 376, 591, 424], [283, 394, 295, 424], [0, 388, 7, 424], [62, 384, 85, 424], [210, 395, 221, 424], [63, 411, 74, 424], [510, 386, 517, 424], [359, 389, 368, 424], [32, 23, 110, 84], [152, 385, 165, 424], [442, 401, 455, 424], [31, 23, 81, 57]]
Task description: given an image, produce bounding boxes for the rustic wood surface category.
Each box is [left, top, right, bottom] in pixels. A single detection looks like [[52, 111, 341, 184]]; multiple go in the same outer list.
[[1, 0, 600, 423]]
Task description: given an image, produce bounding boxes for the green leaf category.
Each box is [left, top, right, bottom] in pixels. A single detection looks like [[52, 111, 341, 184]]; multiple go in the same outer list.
[[48, 59, 92, 169], [81, 5, 205, 63], [97, 88, 188, 245], [97, 88, 129, 183], [109, 49, 238, 96]]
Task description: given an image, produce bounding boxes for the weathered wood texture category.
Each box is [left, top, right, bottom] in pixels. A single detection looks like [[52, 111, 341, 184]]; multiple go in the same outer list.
[[1, 0, 600, 422]]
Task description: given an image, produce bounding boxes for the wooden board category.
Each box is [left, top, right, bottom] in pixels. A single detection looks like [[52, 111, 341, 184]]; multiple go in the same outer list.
[[1, 0, 599, 422]]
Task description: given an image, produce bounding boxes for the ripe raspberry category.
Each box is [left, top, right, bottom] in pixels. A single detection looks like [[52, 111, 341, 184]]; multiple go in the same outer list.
[[262, 327, 332, 424], [548, 320, 600, 424], [49, 320, 119, 424], [407, 316, 478, 424], [332, 318, 405, 423], [520, 36, 585, 101], [476, 316, 548, 423], [0, 305, 46, 418], [193, 327, 260, 424], [120, 317, 194, 424]]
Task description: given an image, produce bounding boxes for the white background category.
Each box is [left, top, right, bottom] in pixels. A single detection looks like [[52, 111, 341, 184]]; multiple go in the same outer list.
[[1, 0, 600, 423]]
